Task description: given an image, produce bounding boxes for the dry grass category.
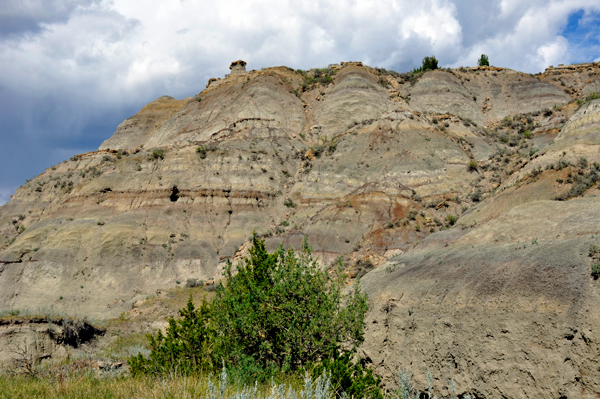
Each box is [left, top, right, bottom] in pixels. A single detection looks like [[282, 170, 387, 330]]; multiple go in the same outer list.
[[0, 373, 210, 399], [0, 365, 306, 399]]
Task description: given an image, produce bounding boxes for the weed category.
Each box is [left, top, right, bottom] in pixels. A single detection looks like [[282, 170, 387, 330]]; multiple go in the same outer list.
[[592, 262, 600, 279], [471, 190, 482, 202], [284, 198, 296, 208], [150, 149, 165, 160]]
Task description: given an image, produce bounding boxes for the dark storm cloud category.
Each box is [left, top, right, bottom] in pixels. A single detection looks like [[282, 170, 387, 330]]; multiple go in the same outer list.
[[0, 0, 98, 37]]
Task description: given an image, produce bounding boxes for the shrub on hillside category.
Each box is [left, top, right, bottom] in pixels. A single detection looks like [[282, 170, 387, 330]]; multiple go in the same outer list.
[[150, 149, 165, 160], [212, 235, 368, 374], [446, 214, 458, 225], [130, 234, 373, 395], [478, 54, 490, 66], [129, 297, 214, 375], [592, 262, 600, 280], [413, 56, 439, 74], [311, 350, 383, 399], [196, 145, 207, 159]]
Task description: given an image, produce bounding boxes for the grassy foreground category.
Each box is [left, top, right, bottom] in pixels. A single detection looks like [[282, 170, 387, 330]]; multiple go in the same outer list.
[[0, 360, 472, 399], [0, 370, 307, 399], [0, 373, 209, 399]]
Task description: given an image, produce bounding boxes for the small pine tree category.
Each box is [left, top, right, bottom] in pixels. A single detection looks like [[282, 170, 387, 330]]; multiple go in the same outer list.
[[413, 56, 439, 74], [478, 54, 490, 66], [129, 296, 214, 375], [422, 56, 439, 71]]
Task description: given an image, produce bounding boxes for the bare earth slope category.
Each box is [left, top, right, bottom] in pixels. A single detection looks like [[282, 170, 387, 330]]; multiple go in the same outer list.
[[361, 98, 600, 399], [1, 61, 599, 398]]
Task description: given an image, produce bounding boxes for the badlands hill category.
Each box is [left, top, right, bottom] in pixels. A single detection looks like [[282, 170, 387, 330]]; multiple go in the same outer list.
[[1, 60, 600, 398]]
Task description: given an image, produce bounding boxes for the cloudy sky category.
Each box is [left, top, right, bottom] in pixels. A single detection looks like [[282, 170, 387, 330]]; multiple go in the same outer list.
[[1, 0, 599, 205]]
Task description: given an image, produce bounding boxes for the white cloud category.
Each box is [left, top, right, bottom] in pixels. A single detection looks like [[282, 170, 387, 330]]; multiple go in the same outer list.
[[536, 38, 570, 68]]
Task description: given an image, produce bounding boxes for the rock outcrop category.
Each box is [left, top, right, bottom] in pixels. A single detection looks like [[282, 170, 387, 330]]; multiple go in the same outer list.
[[99, 96, 188, 150], [0, 317, 104, 370], [0, 61, 599, 398]]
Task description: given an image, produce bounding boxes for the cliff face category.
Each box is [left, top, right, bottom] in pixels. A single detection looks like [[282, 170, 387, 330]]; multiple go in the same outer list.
[[0, 61, 599, 398], [360, 97, 600, 399]]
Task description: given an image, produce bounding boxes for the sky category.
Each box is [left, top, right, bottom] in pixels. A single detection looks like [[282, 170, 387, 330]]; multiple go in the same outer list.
[[1, 0, 599, 205]]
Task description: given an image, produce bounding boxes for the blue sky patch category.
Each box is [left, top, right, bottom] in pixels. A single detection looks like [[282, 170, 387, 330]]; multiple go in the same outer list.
[[562, 9, 600, 63]]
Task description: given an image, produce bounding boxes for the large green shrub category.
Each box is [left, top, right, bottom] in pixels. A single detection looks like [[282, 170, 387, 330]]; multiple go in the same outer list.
[[130, 234, 370, 390], [212, 234, 368, 373]]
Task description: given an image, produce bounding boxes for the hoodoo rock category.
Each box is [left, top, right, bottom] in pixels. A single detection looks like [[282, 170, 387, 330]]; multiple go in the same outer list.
[[229, 60, 247, 75]]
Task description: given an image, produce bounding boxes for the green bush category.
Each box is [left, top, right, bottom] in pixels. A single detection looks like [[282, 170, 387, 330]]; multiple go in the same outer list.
[[212, 235, 368, 373], [414, 56, 439, 74], [131, 234, 371, 395], [467, 160, 478, 171], [196, 145, 207, 159], [150, 149, 165, 160], [311, 350, 383, 399], [478, 54, 490, 66], [284, 198, 296, 208], [446, 215, 457, 225], [129, 297, 214, 375]]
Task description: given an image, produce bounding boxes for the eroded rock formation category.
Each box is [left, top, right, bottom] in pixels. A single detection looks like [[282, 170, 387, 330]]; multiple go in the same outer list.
[[0, 61, 599, 398]]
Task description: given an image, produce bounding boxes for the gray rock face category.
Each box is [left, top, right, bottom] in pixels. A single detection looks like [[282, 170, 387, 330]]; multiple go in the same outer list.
[[359, 98, 600, 399], [99, 96, 188, 150], [409, 68, 571, 126], [361, 198, 600, 399]]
